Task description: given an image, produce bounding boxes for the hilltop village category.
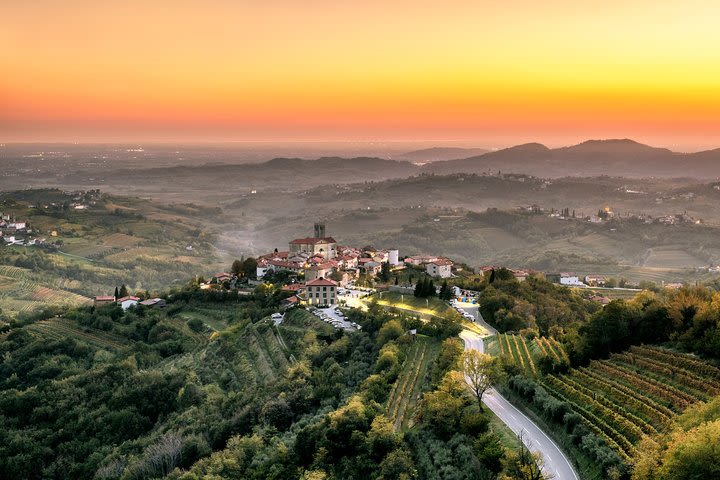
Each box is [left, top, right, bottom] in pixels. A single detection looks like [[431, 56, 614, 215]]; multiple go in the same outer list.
[[198, 224, 627, 308], [252, 223, 455, 307]]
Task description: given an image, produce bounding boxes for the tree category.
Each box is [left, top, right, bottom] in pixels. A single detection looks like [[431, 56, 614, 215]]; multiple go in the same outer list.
[[503, 432, 548, 480], [377, 320, 404, 346], [379, 262, 391, 282], [488, 269, 496, 284], [413, 280, 422, 298], [119, 284, 129, 298], [114, 286, 119, 298], [462, 350, 503, 410], [231, 259, 243, 276], [439, 280, 453, 301], [658, 420, 720, 480], [241, 257, 258, 279]]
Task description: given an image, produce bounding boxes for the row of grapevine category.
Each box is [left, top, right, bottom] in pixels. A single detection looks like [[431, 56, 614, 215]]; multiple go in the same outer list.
[[27, 319, 127, 350], [547, 337, 569, 363], [497, 334, 536, 375], [591, 361, 698, 411], [612, 352, 720, 397], [544, 375, 647, 442], [629, 345, 720, 382], [387, 339, 429, 430], [571, 368, 674, 426], [539, 379, 634, 460]]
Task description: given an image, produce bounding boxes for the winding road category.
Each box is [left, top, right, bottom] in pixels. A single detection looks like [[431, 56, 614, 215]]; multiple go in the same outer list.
[[459, 327, 580, 480]]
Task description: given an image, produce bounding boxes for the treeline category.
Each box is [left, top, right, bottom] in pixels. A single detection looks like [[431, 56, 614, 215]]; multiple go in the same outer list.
[[565, 287, 720, 365], [477, 272, 720, 363]]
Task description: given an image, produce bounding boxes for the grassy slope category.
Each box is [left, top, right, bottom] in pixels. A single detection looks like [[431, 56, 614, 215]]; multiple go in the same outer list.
[[371, 291, 461, 320]]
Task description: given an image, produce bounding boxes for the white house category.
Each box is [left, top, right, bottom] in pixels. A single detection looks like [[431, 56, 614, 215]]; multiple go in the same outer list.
[[256, 262, 270, 279], [426, 259, 453, 278], [116, 296, 140, 310], [560, 273, 585, 286]]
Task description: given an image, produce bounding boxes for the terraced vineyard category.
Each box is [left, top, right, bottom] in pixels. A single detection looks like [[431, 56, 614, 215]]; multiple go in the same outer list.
[[538, 345, 719, 460], [386, 336, 439, 430], [0, 265, 92, 314], [26, 318, 129, 351], [494, 333, 568, 375]]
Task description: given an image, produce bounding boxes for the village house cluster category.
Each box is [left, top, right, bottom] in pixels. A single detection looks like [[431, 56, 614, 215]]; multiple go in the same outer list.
[[248, 223, 456, 307], [0, 213, 42, 246], [93, 295, 166, 309]]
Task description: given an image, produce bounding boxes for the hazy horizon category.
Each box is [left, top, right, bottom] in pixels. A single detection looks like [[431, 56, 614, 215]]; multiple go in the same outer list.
[[1, 137, 719, 155]]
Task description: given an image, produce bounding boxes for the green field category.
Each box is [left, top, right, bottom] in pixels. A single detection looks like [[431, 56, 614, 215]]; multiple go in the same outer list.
[[371, 291, 461, 320]]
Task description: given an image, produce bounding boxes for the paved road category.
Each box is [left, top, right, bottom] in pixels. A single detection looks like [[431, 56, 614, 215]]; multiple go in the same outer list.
[[460, 330, 580, 480]]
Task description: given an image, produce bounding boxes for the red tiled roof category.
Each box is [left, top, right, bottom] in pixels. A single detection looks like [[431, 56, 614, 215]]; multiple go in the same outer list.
[[289, 237, 336, 245], [306, 262, 334, 271], [116, 296, 140, 302], [259, 251, 289, 260], [94, 296, 115, 301], [281, 283, 304, 291], [269, 260, 303, 269], [430, 259, 453, 266], [306, 277, 338, 286]]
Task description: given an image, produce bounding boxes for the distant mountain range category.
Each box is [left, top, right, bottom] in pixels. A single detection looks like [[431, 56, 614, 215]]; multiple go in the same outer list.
[[421, 139, 720, 178], [117, 139, 720, 187], [396, 147, 490, 163], [27, 139, 720, 195]]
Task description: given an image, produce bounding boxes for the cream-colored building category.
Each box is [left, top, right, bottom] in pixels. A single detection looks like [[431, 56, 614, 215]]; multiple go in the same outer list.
[[305, 277, 337, 306], [289, 237, 337, 259], [426, 259, 453, 278], [305, 262, 334, 281]]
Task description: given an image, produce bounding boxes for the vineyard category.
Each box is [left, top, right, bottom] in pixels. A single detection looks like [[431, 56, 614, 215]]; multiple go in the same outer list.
[[492, 333, 567, 375], [386, 336, 439, 431], [537, 345, 720, 460], [26, 318, 129, 351], [0, 265, 92, 314]]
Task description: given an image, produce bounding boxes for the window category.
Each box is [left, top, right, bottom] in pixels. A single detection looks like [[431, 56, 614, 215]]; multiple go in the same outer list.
[[323, 286, 327, 291]]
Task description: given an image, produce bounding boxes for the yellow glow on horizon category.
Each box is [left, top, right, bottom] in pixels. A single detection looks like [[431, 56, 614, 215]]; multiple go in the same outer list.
[[2, 0, 720, 148]]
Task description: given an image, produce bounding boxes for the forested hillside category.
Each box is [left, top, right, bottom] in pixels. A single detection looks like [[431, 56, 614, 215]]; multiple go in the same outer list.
[[1, 279, 528, 480]]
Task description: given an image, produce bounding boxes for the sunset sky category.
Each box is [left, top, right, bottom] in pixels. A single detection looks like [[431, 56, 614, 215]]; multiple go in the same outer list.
[[2, 0, 720, 149]]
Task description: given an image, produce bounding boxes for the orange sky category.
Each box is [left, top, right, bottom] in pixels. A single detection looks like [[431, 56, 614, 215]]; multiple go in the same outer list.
[[2, 0, 720, 149]]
